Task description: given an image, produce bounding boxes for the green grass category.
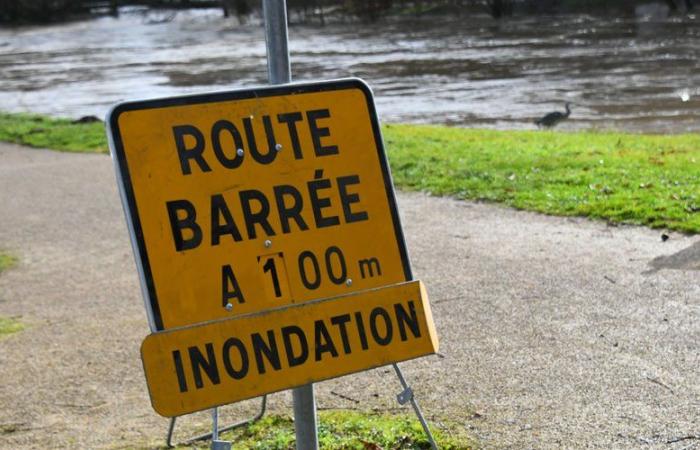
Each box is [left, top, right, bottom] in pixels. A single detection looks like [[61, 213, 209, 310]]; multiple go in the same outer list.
[[0, 251, 23, 337], [1, 111, 698, 232], [179, 411, 470, 450], [0, 316, 24, 337], [0, 252, 17, 273], [384, 125, 700, 233], [0, 112, 107, 153]]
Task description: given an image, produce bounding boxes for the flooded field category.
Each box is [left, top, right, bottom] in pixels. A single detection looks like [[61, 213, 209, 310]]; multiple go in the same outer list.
[[1, 7, 699, 133]]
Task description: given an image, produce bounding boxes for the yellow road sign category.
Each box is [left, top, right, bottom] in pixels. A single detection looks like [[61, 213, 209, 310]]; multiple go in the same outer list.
[[141, 281, 437, 417], [108, 79, 412, 331]]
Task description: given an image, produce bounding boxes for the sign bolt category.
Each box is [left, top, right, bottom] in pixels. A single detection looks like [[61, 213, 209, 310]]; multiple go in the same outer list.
[[264, 239, 272, 248], [275, 143, 283, 151], [237, 148, 244, 157], [225, 303, 233, 311], [345, 278, 353, 287]]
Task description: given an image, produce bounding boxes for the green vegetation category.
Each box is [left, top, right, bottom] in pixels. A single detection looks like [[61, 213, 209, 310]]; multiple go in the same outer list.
[[1, 111, 698, 232], [384, 125, 700, 233], [0, 252, 17, 273], [0, 112, 107, 153], [0, 251, 23, 337], [183, 411, 470, 450], [0, 316, 24, 337]]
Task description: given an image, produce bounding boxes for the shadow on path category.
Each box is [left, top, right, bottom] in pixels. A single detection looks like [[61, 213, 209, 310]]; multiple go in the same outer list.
[[647, 241, 700, 273]]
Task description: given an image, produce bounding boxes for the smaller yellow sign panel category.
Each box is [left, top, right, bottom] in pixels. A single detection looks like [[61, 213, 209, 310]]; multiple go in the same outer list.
[[141, 280, 438, 417]]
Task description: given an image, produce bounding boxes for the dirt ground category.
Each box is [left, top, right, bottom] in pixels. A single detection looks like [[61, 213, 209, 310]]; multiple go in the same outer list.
[[0, 142, 698, 449]]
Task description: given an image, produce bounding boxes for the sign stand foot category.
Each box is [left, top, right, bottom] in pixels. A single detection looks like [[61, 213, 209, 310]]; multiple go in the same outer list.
[[210, 406, 231, 450], [392, 363, 439, 450], [165, 395, 267, 448]]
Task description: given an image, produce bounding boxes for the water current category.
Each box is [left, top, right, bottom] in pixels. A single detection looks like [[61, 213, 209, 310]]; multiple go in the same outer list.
[[1, 7, 699, 133]]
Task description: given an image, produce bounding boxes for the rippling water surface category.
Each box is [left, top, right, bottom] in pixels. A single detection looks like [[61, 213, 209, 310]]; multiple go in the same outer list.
[[1, 8, 699, 132]]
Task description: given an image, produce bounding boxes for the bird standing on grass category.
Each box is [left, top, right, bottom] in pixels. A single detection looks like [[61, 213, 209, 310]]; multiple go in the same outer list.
[[535, 102, 572, 128]]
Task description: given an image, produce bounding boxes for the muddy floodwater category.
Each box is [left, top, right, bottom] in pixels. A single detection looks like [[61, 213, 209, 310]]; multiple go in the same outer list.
[[1, 7, 699, 133]]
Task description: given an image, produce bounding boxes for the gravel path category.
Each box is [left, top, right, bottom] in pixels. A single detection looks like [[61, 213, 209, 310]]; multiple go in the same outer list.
[[0, 142, 698, 449]]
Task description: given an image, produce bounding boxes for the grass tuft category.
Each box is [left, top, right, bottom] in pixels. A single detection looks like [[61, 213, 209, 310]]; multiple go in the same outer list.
[[0, 316, 24, 337], [0, 251, 24, 337], [0, 252, 17, 274], [0, 112, 107, 153], [182, 411, 470, 449]]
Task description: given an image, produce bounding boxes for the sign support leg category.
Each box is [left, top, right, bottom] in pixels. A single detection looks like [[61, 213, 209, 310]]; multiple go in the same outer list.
[[393, 363, 438, 450], [210, 407, 232, 450], [262, 1, 318, 449], [212, 407, 219, 441], [166, 396, 268, 447]]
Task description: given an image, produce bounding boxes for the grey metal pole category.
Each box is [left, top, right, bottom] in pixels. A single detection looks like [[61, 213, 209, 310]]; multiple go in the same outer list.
[[262, 0, 291, 84], [212, 407, 219, 441], [292, 384, 319, 450], [262, 2, 318, 450], [210, 407, 232, 450]]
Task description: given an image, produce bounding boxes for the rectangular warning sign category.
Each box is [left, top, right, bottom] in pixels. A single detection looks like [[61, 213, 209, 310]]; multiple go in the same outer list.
[[141, 281, 437, 417], [107, 79, 412, 331]]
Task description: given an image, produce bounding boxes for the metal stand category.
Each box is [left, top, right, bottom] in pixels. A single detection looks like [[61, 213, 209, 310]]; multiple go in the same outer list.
[[164, 0, 437, 447], [164, 369, 437, 449], [165, 395, 267, 448], [393, 363, 439, 450]]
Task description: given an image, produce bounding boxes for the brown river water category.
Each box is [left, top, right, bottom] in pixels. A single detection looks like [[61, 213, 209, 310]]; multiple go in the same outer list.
[[1, 7, 699, 133]]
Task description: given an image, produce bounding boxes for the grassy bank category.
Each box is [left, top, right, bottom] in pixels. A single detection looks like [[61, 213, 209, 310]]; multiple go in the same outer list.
[[386, 125, 700, 233], [178, 411, 470, 449], [0, 112, 107, 153], [1, 111, 698, 232]]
